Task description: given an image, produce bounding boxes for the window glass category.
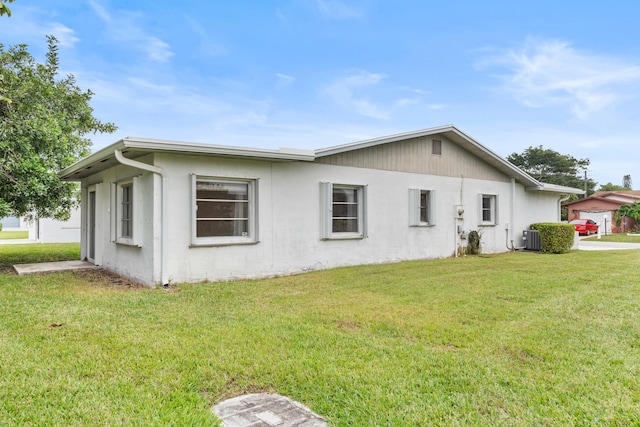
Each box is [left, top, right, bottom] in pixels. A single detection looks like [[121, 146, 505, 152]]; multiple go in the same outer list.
[[196, 181, 249, 238], [419, 190, 430, 223], [332, 187, 359, 233], [482, 195, 492, 222], [121, 183, 133, 239]]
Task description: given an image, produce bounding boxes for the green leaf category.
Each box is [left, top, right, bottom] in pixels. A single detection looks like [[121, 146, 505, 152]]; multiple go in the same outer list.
[[0, 36, 116, 219]]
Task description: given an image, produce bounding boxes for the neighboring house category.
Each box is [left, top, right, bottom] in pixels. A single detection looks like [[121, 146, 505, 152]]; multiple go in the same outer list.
[[0, 216, 21, 229], [1, 210, 81, 243], [564, 191, 640, 233], [26, 208, 82, 243], [60, 125, 583, 287]]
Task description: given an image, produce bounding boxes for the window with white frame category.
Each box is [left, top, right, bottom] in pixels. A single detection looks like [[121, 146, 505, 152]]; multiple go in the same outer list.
[[479, 194, 498, 225], [320, 182, 367, 239], [192, 176, 257, 245], [111, 177, 140, 246], [120, 183, 133, 238], [409, 188, 436, 226]]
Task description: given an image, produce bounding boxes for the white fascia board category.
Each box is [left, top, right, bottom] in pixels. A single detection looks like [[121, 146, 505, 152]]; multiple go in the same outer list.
[[530, 182, 586, 195], [315, 124, 456, 157], [121, 137, 316, 162], [444, 126, 543, 188], [59, 139, 127, 179], [59, 137, 316, 180]]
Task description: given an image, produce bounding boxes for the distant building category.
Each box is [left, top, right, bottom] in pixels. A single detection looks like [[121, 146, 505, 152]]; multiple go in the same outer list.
[[564, 191, 640, 233], [1, 208, 80, 243]]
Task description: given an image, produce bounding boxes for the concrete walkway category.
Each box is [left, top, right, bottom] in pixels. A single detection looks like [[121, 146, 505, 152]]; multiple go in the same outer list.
[[213, 394, 327, 427], [0, 238, 38, 245], [13, 260, 99, 275]]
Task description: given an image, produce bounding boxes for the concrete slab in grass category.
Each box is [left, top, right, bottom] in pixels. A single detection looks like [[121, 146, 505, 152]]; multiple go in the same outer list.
[[13, 260, 100, 276], [213, 393, 327, 427]]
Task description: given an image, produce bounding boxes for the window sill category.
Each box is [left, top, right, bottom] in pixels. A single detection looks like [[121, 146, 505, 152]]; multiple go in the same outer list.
[[478, 223, 497, 227], [410, 223, 435, 228], [114, 239, 141, 247], [322, 233, 365, 241], [190, 239, 259, 248]]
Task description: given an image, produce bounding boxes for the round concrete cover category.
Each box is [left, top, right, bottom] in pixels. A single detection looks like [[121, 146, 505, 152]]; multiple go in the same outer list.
[[213, 393, 327, 427]]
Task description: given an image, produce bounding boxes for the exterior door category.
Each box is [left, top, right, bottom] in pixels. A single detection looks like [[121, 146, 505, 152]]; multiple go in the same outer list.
[[87, 187, 96, 263]]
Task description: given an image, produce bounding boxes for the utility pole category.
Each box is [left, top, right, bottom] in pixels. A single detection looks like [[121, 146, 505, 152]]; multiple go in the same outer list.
[[584, 170, 587, 198]]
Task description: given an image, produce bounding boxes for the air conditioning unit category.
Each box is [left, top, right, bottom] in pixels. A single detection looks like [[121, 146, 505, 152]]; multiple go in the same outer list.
[[523, 229, 541, 251]]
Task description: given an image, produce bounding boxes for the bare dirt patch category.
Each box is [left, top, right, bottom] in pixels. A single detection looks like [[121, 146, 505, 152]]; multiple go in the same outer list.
[[75, 268, 147, 290]]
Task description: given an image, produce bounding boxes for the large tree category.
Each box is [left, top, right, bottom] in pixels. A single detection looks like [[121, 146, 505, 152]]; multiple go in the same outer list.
[[598, 182, 626, 192], [0, 36, 116, 220], [507, 145, 596, 196], [0, 0, 14, 17]]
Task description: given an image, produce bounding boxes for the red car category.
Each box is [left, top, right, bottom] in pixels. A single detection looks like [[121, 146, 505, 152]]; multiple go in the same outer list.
[[570, 219, 599, 235]]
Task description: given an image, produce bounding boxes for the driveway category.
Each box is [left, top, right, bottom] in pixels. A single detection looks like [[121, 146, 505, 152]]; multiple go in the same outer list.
[[577, 237, 640, 251]]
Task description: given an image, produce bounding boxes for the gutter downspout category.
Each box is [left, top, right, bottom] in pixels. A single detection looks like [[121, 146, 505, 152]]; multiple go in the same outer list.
[[508, 178, 516, 250], [114, 148, 168, 287], [558, 194, 572, 222]]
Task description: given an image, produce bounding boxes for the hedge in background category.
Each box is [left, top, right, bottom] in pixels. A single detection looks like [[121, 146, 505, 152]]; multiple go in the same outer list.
[[530, 222, 575, 254]]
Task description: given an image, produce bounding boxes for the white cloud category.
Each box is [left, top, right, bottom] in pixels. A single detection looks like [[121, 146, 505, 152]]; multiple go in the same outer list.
[[276, 73, 295, 89], [427, 104, 445, 110], [183, 16, 226, 57], [275, 8, 288, 24], [0, 8, 79, 48], [88, 0, 174, 63], [314, 0, 362, 19], [481, 38, 640, 119], [88, 0, 110, 23], [325, 71, 389, 119], [395, 98, 419, 107], [46, 23, 80, 47]]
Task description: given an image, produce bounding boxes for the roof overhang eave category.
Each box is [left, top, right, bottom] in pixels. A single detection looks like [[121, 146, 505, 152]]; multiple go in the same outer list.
[[526, 183, 585, 195], [59, 139, 126, 180], [60, 137, 316, 181]]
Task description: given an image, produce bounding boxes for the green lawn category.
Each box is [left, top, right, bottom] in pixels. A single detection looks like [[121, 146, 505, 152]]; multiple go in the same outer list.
[[0, 242, 79, 265], [0, 230, 29, 240], [583, 233, 640, 243], [1, 245, 640, 426]]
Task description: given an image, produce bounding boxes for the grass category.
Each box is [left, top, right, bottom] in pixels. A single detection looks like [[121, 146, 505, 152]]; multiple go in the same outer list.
[[1, 245, 640, 426], [0, 242, 79, 266], [583, 233, 640, 243], [0, 230, 29, 240]]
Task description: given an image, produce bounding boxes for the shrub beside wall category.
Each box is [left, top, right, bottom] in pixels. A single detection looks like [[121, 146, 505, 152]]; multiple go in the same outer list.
[[530, 222, 575, 254]]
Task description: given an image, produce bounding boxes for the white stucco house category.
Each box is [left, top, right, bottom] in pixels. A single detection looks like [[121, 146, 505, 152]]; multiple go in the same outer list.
[[1, 209, 80, 243], [26, 208, 81, 243], [60, 125, 583, 287]]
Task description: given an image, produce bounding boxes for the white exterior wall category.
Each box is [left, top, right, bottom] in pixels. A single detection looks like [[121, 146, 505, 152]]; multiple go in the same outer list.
[[79, 157, 159, 285], [21, 208, 81, 243], [80, 152, 563, 286], [35, 208, 82, 243], [513, 183, 564, 246], [154, 153, 561, 285]]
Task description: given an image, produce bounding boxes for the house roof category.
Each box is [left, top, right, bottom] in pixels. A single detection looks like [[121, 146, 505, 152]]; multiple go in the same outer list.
[[564, 190, 640, 208], [60, 137, 316, 180], [590, 190, 640, 201], [316, 125, 583, 194], [59, 125, 584, 195], [563, 196, 628, 208]]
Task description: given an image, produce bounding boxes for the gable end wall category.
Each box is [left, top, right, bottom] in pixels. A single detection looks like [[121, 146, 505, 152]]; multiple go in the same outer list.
[[316, 135, 511, 182]]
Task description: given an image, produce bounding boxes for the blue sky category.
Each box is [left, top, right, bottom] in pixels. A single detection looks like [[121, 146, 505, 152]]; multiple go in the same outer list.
[[2, 0, 640, 188]]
